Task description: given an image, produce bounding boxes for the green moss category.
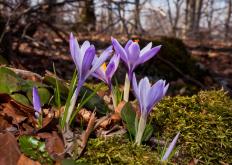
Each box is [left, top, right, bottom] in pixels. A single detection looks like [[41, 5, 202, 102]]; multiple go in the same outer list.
[[151, 90, 232, 164], [77, 137, 162, 165]]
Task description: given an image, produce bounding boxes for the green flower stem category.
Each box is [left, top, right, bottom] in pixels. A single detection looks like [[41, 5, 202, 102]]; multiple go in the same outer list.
[[135, 115, 147, 145], [65, 81, 83, 126], [123, 74, 130, 102], [111, 89, 117, 109], [38, 113, 43, 129]]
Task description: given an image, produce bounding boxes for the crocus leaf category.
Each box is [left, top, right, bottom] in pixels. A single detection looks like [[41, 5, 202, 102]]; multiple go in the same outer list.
[[0, 66, 22, 94], [142, 124, 154, 142], [11, 93, 30, 106], [121, 102, 136, 138], [79, 86, 109, 116]]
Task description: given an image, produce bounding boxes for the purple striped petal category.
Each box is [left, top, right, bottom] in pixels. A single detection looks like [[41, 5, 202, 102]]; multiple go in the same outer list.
[[128, 42, 140, 64], [163, 83, 169, 96], [112, 38, 128, 64], [140, 42, 152, 55], [124, 40, 133, 55], [80, 41, 91, 56], [162, 132, 180, 161], [32, 87, 41, 113], [134, 45, 161, 69], [105, 54, 120, 81], [81, 45, 95, 81], [147, 80, 166, 113], [138, 77, 150, 115], [92, 71, 106, 83], [69, 33, 81, 71], [89, 46, 112, 76]]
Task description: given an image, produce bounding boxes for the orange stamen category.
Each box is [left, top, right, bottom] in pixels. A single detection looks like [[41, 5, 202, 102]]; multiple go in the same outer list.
[[101, 63, 107, 72]]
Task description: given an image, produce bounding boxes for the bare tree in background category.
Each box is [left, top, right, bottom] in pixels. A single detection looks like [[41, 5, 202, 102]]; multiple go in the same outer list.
[[185, 0, 203, 38], [107, 0, 113, 34], [205, 0, 215, 38], [225, 0, 232, 40], [166, 0, 184, 37], [78, 0, 96, 31], [134, 0, 143, 34]]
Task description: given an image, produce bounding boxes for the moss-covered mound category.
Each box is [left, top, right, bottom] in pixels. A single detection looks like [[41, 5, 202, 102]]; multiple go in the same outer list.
[[77, 137, 161, 164], [152, 90, 232, 164]]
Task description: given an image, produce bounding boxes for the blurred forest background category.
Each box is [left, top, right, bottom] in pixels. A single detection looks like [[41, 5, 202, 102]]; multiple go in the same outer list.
[[0, 0, 232, 95]]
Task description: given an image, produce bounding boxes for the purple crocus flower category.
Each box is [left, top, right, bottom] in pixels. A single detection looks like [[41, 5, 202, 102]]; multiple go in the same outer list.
[[112, 38, 161, 80], [132, 73, 169, 144], [92, 54, 120, 89], [162, 132, 180, 161], [32, 86, 41, 119], [132, 73, 169, 117], [65, 33, 112, 125], [70, 33, 112, 85]]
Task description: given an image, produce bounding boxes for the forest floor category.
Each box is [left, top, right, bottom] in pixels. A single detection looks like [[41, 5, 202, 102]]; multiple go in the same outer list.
[[185, 39, 232, 94], [4, 28, 232, 95]]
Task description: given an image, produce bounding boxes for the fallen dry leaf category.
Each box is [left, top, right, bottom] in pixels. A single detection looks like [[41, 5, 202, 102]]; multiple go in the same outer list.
[[77, 108, 92, 124], [115, 101, 126, 115], [0, 116, 11, 130], [45, 131, 65, 159], [0, 132, 21, 165], [17, 154, 41, 165], [188, 158, 199, 165], [1, 103, 27, 124]]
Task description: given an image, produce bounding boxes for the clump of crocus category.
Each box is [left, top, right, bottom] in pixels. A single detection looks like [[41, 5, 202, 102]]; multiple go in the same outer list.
[[112, 38, 161, 102], [32, 86, 42, 128], [64, 33, 112, 126], [132, 73, 169, 145], [92, 54, 120, 108]]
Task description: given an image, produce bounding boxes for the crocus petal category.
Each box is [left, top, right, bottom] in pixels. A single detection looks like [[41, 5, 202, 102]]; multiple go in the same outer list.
[[138, 77, 150, 115], [105, 63, 115, 84], [124, 40, 133, 55], [163, 83, 169, 96], [32, 87, 41, 113], [69, 33, 81, 71], [80, 41, 91, 63], [147, 80, 166, 113], [125, 40, 133, 49], [112, 38, 128, 64], [134, 45, 161, 69], [105, 54, 120, 81], [162, 132, 180, 161], [81, 45, 95, 81], [92, 71, 106, 83], [140, 42, 152, 55], [81, 41, 90, 55], [88, 46, 112, 76], [128, 42, 140, 64]]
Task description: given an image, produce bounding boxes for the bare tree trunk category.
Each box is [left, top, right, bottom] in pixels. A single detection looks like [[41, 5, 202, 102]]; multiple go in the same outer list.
[[134, 0, 142, 34], [79, 0, 96, 31], [206, 0, 215, 38], [44, 0, 57, 23], [107, 0, 113, 34], [185, 0, 203, 38], [167, 0, 183, 37], [225, 0, 232, 40], [195, 0, 203, 33]]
